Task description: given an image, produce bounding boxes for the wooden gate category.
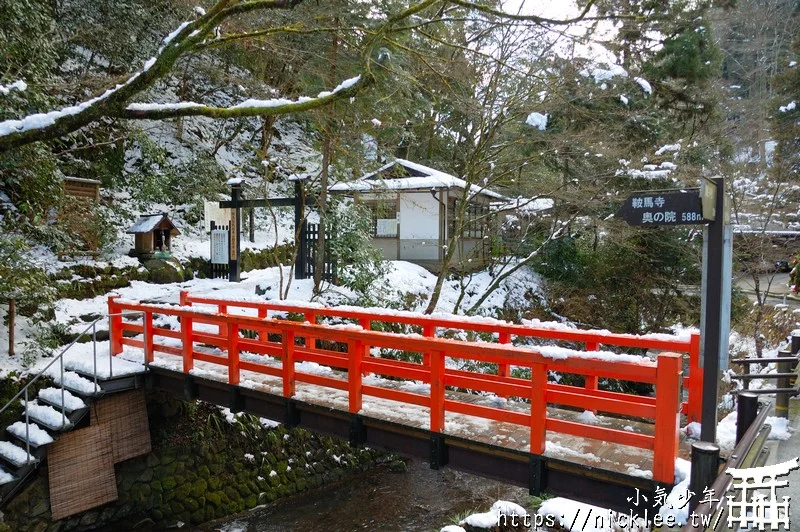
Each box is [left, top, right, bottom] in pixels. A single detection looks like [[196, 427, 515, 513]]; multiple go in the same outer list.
[[302, 223, 337, 282]]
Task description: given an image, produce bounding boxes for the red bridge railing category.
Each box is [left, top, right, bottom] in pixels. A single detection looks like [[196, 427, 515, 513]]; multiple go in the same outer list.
[[179, 291, 702, 422], [108, 293, 691, 484]]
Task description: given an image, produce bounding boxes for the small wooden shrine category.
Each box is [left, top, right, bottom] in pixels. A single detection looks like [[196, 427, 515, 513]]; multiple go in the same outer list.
[[126, 213, 180, 257]]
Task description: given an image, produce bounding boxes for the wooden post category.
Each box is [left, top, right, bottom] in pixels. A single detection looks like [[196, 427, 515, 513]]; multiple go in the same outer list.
[[282, 330, 295, 398], [294, 180, 307, 280], [179, 290, 189, 307], [8, 298, 14, 357], [144, 311, 154, 364], [689, 442, 720, 512], [108, 296, 123, 355], [653, 353, 681, 484], [430, 350, 445, 433], [348, 340, 363, 414], [530, 363, 547, 455], [736, 392, 758, 444], [228, 321, 240, 385], [182, 316, 193, 373], [229, 182, 242, 282], [777, 350, 792, 419]]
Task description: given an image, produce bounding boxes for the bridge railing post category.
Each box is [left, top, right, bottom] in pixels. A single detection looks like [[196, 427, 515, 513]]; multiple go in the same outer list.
[[179, 290, 189, 307], [282, 330, 295, 398], [422, 325, 435, 368], [653, 352, 681, 484], [359, 319, 371, 376], [181, 315, 193, 373], [229, 321, 240, 385], [348, 340, 363, 414], [530, 363, 547, 455], [686, 332, 702, 423], [257, 308, 268, 342], [498, 332, 511, 381], [584, 341, 599, 413], [217, 303, 228, 338], [144, 311, 154, 365], [430, 350, 445, 433], [304, 312, 316, 350], [108, 296, 123, 355]]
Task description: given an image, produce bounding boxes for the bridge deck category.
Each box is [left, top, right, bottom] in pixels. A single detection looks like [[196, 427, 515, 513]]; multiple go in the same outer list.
[[118, 344, 691, 479]]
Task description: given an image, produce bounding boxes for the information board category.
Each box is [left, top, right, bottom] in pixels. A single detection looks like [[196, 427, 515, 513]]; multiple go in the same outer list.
[[210, 229, 229, 264]]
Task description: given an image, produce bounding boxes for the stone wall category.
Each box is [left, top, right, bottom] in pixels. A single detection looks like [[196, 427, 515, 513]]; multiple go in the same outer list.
[[1, 392, 389, 531]]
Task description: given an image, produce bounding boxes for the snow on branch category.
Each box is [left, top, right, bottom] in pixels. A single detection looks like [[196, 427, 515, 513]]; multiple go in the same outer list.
[[122, 75, 367, 120]]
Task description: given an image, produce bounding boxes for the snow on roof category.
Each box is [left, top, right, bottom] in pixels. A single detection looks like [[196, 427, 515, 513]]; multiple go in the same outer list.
[[329, 158, 506, 200], [63, 176, 101, 185], [492, 197, 554, 213], [126, 213, 178, 234]]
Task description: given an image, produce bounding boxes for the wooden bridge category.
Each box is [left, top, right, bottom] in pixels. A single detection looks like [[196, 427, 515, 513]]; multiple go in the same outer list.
[[109, 291, 703, 512]]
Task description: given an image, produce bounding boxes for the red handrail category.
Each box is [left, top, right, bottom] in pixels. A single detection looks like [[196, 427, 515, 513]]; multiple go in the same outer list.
[[180, 291, 701, 422], [108, 295, 682, 483]]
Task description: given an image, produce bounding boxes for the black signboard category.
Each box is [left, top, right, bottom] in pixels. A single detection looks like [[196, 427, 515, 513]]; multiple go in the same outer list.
[[618, 188, 707, 226]]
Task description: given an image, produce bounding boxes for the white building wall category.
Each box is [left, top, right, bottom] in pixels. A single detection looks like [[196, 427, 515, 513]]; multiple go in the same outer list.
[[399, 192, 439, 240], [399, 192, 440, 261]]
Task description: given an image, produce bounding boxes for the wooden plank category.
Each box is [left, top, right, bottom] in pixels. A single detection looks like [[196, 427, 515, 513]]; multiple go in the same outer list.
[[91, 390, 151, 463], [48, 424, 117, 521]]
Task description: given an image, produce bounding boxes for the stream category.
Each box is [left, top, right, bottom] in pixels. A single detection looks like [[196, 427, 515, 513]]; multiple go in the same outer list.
[[202, 458, 530, 531]]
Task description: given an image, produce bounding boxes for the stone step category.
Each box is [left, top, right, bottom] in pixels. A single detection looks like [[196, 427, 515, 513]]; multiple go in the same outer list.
[[6, 422, 53, 449], [0, 441, 37, 469], [21, 401, 73, 432], [48, 370, 104, 398], [37, 387, 86, 413], [0, 464, 16, 486]]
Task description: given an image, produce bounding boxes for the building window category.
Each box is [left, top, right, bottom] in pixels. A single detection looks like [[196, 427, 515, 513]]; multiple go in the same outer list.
[[449, 199, 489, 239], [366, 200, 398, 237]]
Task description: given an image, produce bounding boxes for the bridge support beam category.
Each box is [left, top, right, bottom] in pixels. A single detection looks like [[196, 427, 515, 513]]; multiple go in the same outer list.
[[430, 433, 448, 469], [529, 455, 546, 495], [183, 375, 198, 401], [349, 415, 366, 447], [229, 387, 244, 414], [284, 400, 300, 428]]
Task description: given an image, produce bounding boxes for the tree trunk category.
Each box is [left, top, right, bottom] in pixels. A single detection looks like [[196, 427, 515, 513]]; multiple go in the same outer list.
[[8, 298, 15, 357], [313, 138, 331, 294], [313, 19, 338, 295]]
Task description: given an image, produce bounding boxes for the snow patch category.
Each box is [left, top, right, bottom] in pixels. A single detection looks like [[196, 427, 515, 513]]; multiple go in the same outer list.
[[525, 112, 548, 131], [634, 77, 652, 94]]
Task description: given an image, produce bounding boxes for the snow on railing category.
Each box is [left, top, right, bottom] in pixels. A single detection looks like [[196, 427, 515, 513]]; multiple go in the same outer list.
[[109, 295, 684, 484]]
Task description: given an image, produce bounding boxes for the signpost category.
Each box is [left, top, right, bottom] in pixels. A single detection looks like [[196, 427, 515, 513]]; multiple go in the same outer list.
[[619, 178, 730, 443], [617, 189, 705, 227], [219, 180, 312, 282]]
